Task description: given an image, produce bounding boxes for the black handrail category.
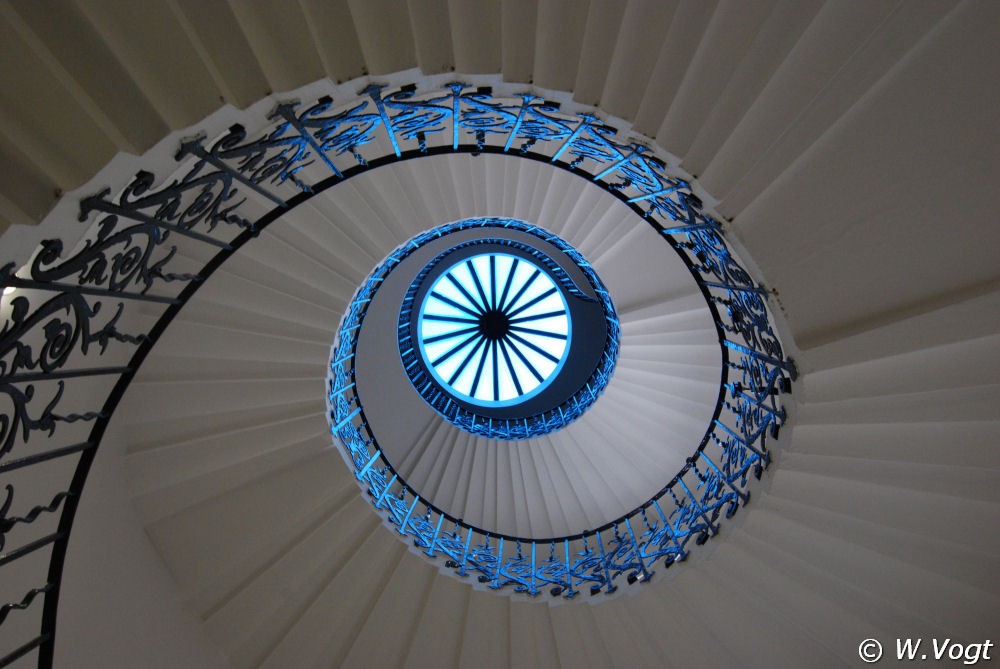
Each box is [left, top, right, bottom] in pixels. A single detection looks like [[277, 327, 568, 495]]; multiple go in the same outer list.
[[0, 81, 795, 666]]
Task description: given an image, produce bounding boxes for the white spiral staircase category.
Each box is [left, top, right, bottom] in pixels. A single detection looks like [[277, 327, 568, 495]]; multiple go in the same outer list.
[[1, 1, 998, 668]]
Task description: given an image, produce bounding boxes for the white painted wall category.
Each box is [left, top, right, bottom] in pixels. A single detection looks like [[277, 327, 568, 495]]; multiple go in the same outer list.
[[56, 421, 231, 669]]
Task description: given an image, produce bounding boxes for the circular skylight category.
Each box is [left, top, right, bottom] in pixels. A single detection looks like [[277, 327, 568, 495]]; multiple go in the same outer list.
[[417, 252, 571, 407], [390, 220, 619, 440]]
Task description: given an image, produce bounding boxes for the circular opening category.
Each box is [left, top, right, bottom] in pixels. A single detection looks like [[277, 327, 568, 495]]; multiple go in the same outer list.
[[382, 219, 620, 440], [417, 252, 572, 407]]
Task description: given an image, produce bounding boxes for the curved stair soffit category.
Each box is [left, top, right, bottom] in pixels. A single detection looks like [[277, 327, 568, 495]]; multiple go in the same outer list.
[[0, 72, 798, 667]]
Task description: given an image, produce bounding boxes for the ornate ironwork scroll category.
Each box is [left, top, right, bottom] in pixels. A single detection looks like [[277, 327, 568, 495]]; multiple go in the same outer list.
[[318, 84, 795, 598], [1, 80, 794, 667]]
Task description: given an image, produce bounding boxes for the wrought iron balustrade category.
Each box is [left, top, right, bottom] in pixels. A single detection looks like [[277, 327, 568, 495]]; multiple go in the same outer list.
[[0, 80, 794, 667]]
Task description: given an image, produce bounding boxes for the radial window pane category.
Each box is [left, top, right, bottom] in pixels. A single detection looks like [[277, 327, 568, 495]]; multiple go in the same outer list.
[[418, 252, 571, 407]]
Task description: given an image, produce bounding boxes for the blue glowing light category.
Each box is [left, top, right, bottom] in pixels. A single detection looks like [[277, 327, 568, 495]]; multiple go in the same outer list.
[[417, 252, 571, 407], [395, 221, 620, 440]]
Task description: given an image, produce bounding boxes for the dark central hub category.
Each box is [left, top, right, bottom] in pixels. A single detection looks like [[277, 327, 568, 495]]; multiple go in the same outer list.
[[479, 309, 510, 341]]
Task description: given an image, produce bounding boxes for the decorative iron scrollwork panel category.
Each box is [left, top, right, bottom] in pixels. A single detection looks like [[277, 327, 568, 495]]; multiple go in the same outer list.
[[1, 80, 795, 667]]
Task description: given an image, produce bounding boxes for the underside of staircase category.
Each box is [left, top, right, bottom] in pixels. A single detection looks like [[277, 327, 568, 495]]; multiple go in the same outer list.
[[1, 2, 998, 667]]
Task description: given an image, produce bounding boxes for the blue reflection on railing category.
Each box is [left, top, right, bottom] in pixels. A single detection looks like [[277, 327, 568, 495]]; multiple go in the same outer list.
[[314, 82, 795, 597], [0, 80, 795, 666]]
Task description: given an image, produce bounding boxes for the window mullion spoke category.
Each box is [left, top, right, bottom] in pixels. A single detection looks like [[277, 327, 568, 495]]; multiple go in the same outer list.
[[502, 268, 540, 315], [445, 273, 486, 315], [508, 331, 560, 364], [508, 309, 565, 324], [505, 335, 545, 382], [431, 332, 479, 366], [506, 287, 557, 320], [491, 340, 500, 401], [509, 326, 567, 340], [430, 291, 481, 317], [498, 339, 524, 395], [424, 325, 480, 345], [450, 336, 488, 387], [489, 255, 497, 311], [423, 314, 480, 324], [496, 258, 519, 312], [466, 260, 491, 313]]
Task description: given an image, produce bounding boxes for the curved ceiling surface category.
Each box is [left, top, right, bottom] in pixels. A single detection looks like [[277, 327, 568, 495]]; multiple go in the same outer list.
[[1, 2, 997, 667], [343, 154, 720, 539]]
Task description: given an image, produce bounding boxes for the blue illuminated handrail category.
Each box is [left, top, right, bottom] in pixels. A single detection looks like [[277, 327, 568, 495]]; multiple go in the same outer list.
[[0, 80, 794, 665]]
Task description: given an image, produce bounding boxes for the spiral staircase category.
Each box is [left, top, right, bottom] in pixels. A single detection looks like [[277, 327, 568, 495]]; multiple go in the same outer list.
[[1, 1, 998, 667]]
